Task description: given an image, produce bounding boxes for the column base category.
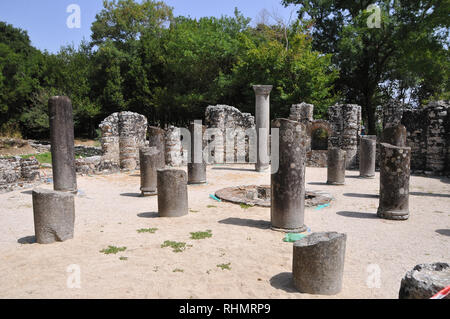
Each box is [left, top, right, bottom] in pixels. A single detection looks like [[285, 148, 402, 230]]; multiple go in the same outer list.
[[377, 209, 409, 220], [359, 174, 375, 179], [141, 190, 157, 197], [271, 225, 308, 233], [188, 181, 207, 185], [255, 165, 270, 173], [327, 181, 345, 186]]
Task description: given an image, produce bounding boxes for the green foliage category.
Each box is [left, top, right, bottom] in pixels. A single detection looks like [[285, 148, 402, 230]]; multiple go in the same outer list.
[[100, 246, 127, 254], [21, 152, 52, 164], [161, 240, 188, 253], [217, 263, 231, 271], [137, 228, 158, 234], [190, 230, 213, 240], [240, 203, 253, 209]]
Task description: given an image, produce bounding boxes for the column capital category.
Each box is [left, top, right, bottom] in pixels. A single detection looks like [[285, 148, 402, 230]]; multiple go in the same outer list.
[[253, 85, 273, 96]]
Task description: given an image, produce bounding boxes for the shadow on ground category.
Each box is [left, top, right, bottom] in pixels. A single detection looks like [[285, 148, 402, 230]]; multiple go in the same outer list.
[[308, 182, 329, 186], [17, 235, 36, 244], [212, 167, 256, 172], [410, 192, 450, 198], [137, 212, 159, 218], [120, 193, 144, 198], [21, 190, 33, 195], [218, 217, 271, 230], [343, 193, 379, 199], [436, 229, 450, 237], [269, 272, 298, 293], [336, 211, 378, 219]]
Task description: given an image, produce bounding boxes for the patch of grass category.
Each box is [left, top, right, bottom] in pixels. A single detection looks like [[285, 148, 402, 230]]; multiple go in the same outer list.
[[161, 241, 188, 253], [100, 246, 127, 255], [173, 268, 184, 273], [240, 203, 253, 209], [190, 230, 212, 240], [207, 205, 217, 208], [21, 152, 52, 164], [119, 256, 128, 261], [217, 263, 231, 271], [189, 209, 200, 213], [137, 228, 158, 234]]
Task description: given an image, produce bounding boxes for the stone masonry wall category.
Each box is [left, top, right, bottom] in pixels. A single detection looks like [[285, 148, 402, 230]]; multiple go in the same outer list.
[[0, 157, 40, 193]]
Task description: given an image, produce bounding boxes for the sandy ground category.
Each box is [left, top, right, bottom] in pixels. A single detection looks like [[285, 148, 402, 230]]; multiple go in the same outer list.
[[0, 165, 449, 299]]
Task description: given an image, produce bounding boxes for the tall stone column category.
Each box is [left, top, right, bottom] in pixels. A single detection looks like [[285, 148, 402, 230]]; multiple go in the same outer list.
[[271, 119, 307, 233], [377, 142, 411, 220], [148, 126, 166, 168], [188, 121, 207, 184], [327, 148, 346, 185], [32, 188, 75, 244], [139, 147, 163, 196], [48, 96, 77, 193], [253, 85, 273, 172], [157, 169, 188, 217], [360, 136, 377, 178]]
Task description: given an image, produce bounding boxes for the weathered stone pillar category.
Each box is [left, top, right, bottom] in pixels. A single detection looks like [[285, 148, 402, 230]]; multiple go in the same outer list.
[[48, 96, 77, 193], [32, 188, 75, 244], [327, 148, 346, 185], [293, 232, 347, 295], [377, 142, 411, 220], [148, 126, 166, 168], [118, 112, 137, 171], [382, 124, 407, 147], [360, 136, 377, 178], [253, 85, 273, 172], [271, 119, 308, 232], [157, 169, 188, 217], [188, 121, 207, 184], [399, 263, 450, 299], [139, 147, 163, 196]]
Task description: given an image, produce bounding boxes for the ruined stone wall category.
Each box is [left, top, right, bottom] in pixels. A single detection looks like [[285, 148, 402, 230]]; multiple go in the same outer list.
[[99, 112, 148, 170], [328, 104, 362, 168], [205, 105, 255, 163], [0, 157, 40, 193], [164, 126, 188, 167], [401, 100, 450, 175], [383, 100, 405, 129]]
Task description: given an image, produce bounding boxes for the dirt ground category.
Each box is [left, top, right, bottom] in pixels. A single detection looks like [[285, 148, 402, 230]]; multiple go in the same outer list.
[[0, 165, 449, 299]]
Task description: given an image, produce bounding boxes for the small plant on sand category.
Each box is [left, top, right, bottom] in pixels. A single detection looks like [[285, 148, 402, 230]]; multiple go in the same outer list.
[[137, 228, 158, 234], [190, 209, 199, 213], [173, 268, 184, 273], [217, 263, 231, 271], [119, 256, 128, 261], [161, 241, 188, 253], [207, 205, 217, 208], [100, 246, 127, 255], [190, 230, 212, 240], [240, 203, 252, 210]]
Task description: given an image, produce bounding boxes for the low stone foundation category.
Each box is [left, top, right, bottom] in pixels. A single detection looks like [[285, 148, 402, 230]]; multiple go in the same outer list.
[[0, 156, 41, 193]]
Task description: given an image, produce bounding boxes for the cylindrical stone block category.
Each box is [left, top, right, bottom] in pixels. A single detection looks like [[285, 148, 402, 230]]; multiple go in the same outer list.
[[148, 126, 166, 167], [382, 124, 407, 147], [293, 232, 347, 295], [188, 121, 207, 184], [359, 137, 377, 178], [377, 143, 411, 220], [139, 147, 163, 196], [48, 96, 77, 193], [327, 148, 346, 185], [157, 169, 188, 217], [271, 118, 307, 232], [253, 85, 273, 172], [32, 188, 75, 244]]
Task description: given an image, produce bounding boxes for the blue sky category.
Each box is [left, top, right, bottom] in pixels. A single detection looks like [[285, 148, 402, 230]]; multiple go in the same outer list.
[[0, 0, 298, 53]]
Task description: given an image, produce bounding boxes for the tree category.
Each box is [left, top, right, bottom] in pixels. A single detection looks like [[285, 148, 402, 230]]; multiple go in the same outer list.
[[282, 0, 450, 134]]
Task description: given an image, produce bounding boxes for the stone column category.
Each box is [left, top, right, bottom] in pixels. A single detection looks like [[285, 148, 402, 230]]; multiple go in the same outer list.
[[139, 147, 162, 196], [188, 121, 207, 185], [377, 142, 411, 220], [157, 169, 188, 217], [253, 85, 273, 172], [32, 188, 75, 244], [271, 119, 308, 232], [382, 124, 407, 147], [399, 263, 450, 299], [293, 232, 347, 295], [118, 112, 138, 171], [327, 148, 346, 185], [48, 96, 77, 193], [148, 126, 166, 168], [360, 136, 377, 178]]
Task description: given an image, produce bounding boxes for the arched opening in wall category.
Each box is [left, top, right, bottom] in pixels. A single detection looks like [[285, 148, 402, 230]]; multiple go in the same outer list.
[[311, 127, 329, 150]]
